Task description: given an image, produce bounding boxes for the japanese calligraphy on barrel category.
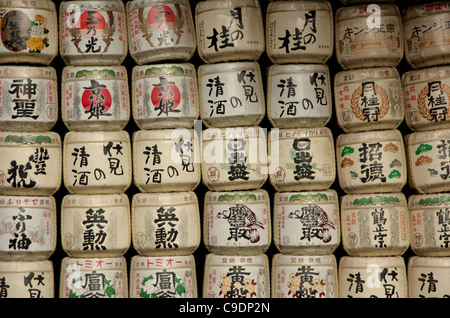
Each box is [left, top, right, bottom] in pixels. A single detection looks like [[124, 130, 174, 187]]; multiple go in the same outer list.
[[204, 189, 271, 255], [131, 191, 200, 256], [336, 129, 407, 194], [273, 190, 340, 255], [340, 193, 410, 256], [334, 66, 404, 133]]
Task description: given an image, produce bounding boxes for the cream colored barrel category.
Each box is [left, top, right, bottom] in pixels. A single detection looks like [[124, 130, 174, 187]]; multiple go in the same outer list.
[[131, 192, 200, 256], [60, 256, 128, 298], [408, 194, 450, 256], [127, 0, 196, 65], [408, 256, 450, 298], [0, 260, 54, 298], [0, 0, 58, 65], [267, 64, 332, 129], [202, 126, 268, 191], [203, 189, 271, 255], [0, 131, 61, 196], [334, 67, 404, 133], [341, 193, 410, 256], [336, 129, 407, 194], [198, 62, 265, 128], [405, 129, 450, 194], [269, 127, 335, 192], [335, 4, 403, 69], [62, 66, 130, 131], [61, 194, 131, 258], [132, 63, 198, 129], [129, 255, 197, 298], [0, 66, 57, 131], [63, 130, 132, 194], [266, 0, 333, 64], [195, 0, 264, 63], [133, 129, 201, 192], [271, 253, 338, 298], [339, 256, 408, 298], [0, 195, 56, 261], [59, 0, 127, 66], [403, 65, 450, 132], [203, 253, 270, 298], [273, 190, 340, 255], [403, 2, 450, 69]]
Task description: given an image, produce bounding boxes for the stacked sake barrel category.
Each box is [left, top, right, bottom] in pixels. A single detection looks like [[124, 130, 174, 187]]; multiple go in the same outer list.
[[0, 0, 60, 298], [194, 0, 271, 298], [265, 0, 340, 299], [401, 1, 450, 298], [126, 0, 200, 298], [334, 1, 410, 298], [58, 0, 130, 298]]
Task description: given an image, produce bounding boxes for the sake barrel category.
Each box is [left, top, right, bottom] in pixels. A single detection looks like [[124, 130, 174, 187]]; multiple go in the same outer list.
[[0, 66, 57, 131], [0, 131, 61, 196], [336, 129, 407, 194], [61, 65, 130, 131], [403, 2, 450, 69], [59, 0, 127, 65], [408, 193, 450, 256], [267, 64, 332, 129], [60, 256, 127, 298], [334, 67, 404, 133], [0, 195, 56, 261], [0, 0, 58, 65], [273, 190, 340, 255], [195, 0, 264, 63], [63, 130, 132, 194], [271, 253, 338, 298], [266, 0, 333, 64], [131, 191, 200, 256], [127, 0, 196, 65], [335, 4, 403, 69], [340, 193, 410, 256], [132, 128, 201, 192], [129, 255, 197, 298], [0, 260, 54, 298], [203, 253, 270, 298], [203, 189, 271, 255], [61, 193, 131, 258], [269, 127, 336, 192], [339, 256, 408, 298]]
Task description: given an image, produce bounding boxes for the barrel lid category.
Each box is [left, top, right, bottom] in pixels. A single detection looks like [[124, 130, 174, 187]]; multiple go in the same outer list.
[[0, 260, 53, 272], [341, 192, 407, 208], [408, 256, 450, 268], [62, 193, 129, 208], [268, 0, 331, 13], [339, 255, 406, 267], [402, 65, 450, 86], [403, 2, 450, 21], [408, 193, 450, 208], [65, 130, 130, 143], [268, 63, 329, 76], [199, 61, 261, 75], [0, 131, 61, 146], [337, 129, 402, 145], [204, 189, 269, 204], [132, 191, 198, 206], [335, 67, 399, 86], [404, 128, 450, 146], [272, 253, 336, 266], [336, 4, 400, 21], [274, 190, 338, 204], [196, 0, 261, 12]]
